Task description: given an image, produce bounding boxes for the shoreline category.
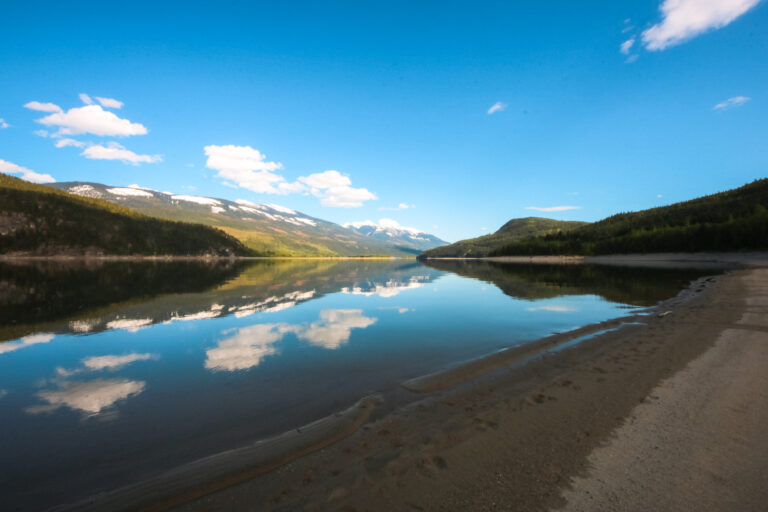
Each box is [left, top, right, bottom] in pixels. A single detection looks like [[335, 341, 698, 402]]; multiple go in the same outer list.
[[0, 255, 404, 262], [422, 251, 768, 268], [50, 259, 768, 511], [165, 265, 767, 511]]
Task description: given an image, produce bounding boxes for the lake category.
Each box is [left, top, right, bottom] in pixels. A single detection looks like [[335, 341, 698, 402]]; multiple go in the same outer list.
[[0, 259, 716, 510]]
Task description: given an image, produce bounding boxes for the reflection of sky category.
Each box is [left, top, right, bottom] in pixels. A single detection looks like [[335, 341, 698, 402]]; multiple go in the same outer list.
[[0, 333, 55, 355], [205, 309, 377, 371], [0, 263, 662, 511], [28, 352, 157, 415], [27, 379, 146, 416]]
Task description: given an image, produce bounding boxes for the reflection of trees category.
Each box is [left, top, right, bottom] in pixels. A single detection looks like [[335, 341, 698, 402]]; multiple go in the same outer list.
[[0, 260, 440, 343], [423, 260, 715, 306]]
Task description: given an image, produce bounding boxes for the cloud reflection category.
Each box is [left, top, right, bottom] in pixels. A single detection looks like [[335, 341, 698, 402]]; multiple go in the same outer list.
[[205, 309, 377, 371], [297, 309, 377, 349], [0, 333, 55, 355], [205, 324, 297, 371], [27, 379, 146, 416], [525, 305, 577, 313]]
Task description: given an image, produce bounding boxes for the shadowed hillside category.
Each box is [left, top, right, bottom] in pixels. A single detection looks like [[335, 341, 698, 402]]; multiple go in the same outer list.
[[490, 179, 768, 256], [420, 217, 587, 258], [0, 174, 253, 257]]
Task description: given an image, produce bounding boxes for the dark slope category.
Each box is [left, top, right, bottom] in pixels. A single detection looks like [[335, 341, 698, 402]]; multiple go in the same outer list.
[[0, 174, 252, 256], [420, 217, 587, 258]]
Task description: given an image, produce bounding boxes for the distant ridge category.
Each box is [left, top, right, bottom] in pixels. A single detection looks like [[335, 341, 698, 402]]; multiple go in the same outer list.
[[419, 217, 587, 258], [49, 182, 434, 257], [343, 219, 448, 253], [487, 179, 768, 256], [0, 174, 251, 257]]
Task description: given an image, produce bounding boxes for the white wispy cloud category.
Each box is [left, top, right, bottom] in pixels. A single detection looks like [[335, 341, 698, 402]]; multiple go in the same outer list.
[[205, 145, 376, 207], [0, 159, 55, 183], [379, 202, 412, 211], [204, 144, 301, 194], [713, 95, 751, 110], [79, 93, 94, 105], [487, 101, 507, 115], [95, 96, 123, 109], [35, 104, 148, 137], [299, 170, 377, 208], [81, 142, 161, 165], [24, 101, 62, 113], [620, 37, 636, 54], [525, 205, 581, 212], [0, 118, 9, 129], [643, 0, 760, 51], [54, 137, 86, 148]]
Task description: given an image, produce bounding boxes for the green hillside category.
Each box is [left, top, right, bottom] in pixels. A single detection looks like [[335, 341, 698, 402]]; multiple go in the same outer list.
[[490, 179, 768, 256], [49, 182, 411, 257], [0, 174, 253, 257], [419, 217, 588, 258]]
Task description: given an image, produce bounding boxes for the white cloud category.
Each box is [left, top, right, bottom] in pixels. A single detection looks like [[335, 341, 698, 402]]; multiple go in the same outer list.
[[34, 129, 49, 137], [525, 205, 581, 212], [205, 146, 376, 207], [36, 104, 148, 137], [81, 142, 161, 165], [95, 96, 124, 109], [481, 226, 488, 231], [299, 170, 377, 208], [204, 144, 301, 194], [54, 137, 86, 148], [24, 101, 62, 113], [487, 101, 507, 115], [642, 0, 760, 51], [0, 118, 9, 129], [79, 93, 94, 105], [379, 202, 412, 211], [713, 95, 751, 110], [0, 159, 55, 183], [620, 37, 636, 54]]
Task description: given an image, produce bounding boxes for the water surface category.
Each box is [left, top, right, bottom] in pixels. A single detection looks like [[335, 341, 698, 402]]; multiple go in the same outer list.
[[0, 259, 714, 510]]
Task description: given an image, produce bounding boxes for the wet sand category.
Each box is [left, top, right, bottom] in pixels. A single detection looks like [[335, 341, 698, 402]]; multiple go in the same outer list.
[[65, 262, 768, 511]]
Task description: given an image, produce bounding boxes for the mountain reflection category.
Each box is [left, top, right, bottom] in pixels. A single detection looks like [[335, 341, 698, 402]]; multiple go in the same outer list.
[[422, 260, 717, 306], [0, 260, 441, 344], [205, 309, 377, 371]]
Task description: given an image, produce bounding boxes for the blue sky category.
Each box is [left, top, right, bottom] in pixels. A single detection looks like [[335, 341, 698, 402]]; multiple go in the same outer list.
[[1, 0, 766, 242]]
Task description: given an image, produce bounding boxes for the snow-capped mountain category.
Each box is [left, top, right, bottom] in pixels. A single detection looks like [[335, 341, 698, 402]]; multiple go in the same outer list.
[[48, 182, 412, 256], [343, 219, 447, 253]]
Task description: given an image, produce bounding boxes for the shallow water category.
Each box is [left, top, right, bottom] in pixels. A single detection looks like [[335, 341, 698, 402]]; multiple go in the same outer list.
[[0, 259, 715, 510]]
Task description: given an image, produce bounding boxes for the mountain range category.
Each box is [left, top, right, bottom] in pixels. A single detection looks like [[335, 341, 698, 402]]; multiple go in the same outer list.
[[343, 219, 448, 254], [48, 182, 447, 257]]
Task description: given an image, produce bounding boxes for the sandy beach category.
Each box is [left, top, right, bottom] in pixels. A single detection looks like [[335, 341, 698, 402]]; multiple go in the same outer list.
[[63, 261, 768, 512]]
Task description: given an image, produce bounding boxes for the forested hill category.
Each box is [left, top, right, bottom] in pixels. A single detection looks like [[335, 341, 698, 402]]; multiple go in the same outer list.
[[0, 174, 253, 257], [489, 179, 768, 256], [419, 217, 588, 258]]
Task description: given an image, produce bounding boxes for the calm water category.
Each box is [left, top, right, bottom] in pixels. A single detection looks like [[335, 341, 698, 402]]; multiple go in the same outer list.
[[0, 259, 715, 510]]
